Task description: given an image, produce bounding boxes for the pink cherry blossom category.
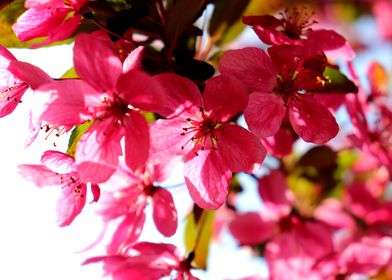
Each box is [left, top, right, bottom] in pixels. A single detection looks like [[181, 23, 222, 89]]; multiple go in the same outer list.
[[316, 184, 392, 276], [150, 73, 266, 209], [229, 170, 335, 278], [0, 44, 51, 117], [84, 242, 199, 280], [18, 150, 100, 226], [34, 33, 164, 183], [243, 7, 355, 60], [12, 0, 88, 46], [337, 233, 392, 276], [373, 0, 392, 41], [219, 45, 339, 144], [97, 161, 178, 254]]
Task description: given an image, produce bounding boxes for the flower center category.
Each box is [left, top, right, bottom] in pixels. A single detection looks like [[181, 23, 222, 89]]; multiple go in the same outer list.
[[98, 94, 130, 124], [279, 7, 317, 39], [180, 108, 218, 153]]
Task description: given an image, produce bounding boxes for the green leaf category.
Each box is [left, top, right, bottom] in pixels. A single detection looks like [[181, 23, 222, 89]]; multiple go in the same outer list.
[[67, 121, 93, 157], [0, 0, 29, 48], [184, 209, 215, 270], [322, 66, 358, 94], [208, 0, 250, 45], [61, 67, 79, 79]]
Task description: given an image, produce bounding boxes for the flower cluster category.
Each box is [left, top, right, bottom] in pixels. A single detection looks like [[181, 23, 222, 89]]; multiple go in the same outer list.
[[1, 0, 392, 279]]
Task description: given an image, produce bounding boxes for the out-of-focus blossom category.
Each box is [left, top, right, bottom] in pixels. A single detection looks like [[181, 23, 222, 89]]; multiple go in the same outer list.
[[13, 0, 88, 46], [229, 170, 335, 279]]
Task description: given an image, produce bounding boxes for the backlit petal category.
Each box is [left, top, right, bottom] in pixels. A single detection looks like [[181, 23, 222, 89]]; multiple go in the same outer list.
[[184, 150, 232, 209], [117, 70, 164, 112], [216, 124, 266, 173], [244, 92, 286, 138], [76, 117, 123, 183], [152, 187, 178, 237], [288, 94, 339, 144], [124, 111, 150, 171], [74, 34, 122, 92], [41, 150, 77, 173], [203, 75, 248, 122], [219, 47, 277, 93], [153, 73, 202, 118]]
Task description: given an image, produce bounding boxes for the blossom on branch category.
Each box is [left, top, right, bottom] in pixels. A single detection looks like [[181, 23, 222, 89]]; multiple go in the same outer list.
[[33, 33, 164, 183], [18, 150, 100, 226], [150, 73, 266, 209], [220, 45, 339, 144], [13, 0, 88, 46]]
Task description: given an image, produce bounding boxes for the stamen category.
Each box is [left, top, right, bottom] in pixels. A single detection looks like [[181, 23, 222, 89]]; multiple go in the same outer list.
[[279, 6, 317, 39]]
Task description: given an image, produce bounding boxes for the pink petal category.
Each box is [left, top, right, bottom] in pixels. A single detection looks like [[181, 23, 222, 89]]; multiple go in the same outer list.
[[203, 75, 248, 122], [242, 15, 291, 45], [307, 30, 355, 61], [265, 233, 316, 278], [244, 92, 286, 138], [33, 14, 81, 47], [152, 187, 178, 237], [219, 47, 277, 93], [339, 235, 392, 275], [124, 111, 150, 171], [132, 241, 179, 258], [258, 170, 292, 217], [0, 44, 16, 61], [98, 186, 143, 221], [288, 94, 339, 144], [314, 93, 346, 112], [25, 0, 66, 8], [74, 34, 122, 92], [295, 221, 334, 260], [149, 118, 191, 164], [123, 46, 144, 72], [0, 84, 28, 117], [8, 60, 52, 89], [261, 126, 294, 157], [41, 150, 77, 173], [117, 70, 164, 112], [315, 199, 356, 229], [345, 183, 377, 214], [90, 183, 101, 203], [151, 157, 183, 183], [18, 164, 60, 187], [229, 212, 276, 245], [24, 106, 42, 147], [153, 73, 202, 118], [12, 8, 69, 41], [83, 255, 161, 280], [76, 117, 123, 183], [56, 182, 87, 226], [216, 124, 266, 173], [107, 210, 146, 254], [35, 80, 92, 126], [184, 150, 232, 209]]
